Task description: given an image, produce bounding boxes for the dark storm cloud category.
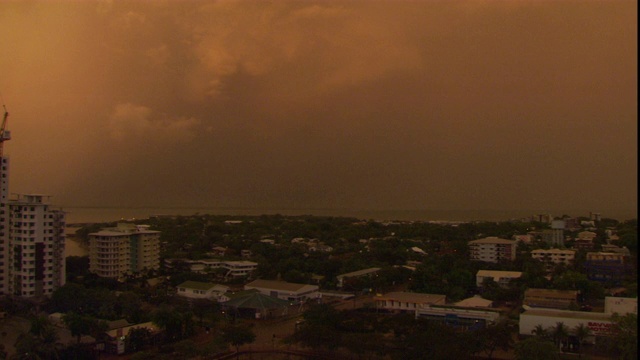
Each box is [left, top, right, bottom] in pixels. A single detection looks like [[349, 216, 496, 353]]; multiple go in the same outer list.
[[0, 0, 636, 216]]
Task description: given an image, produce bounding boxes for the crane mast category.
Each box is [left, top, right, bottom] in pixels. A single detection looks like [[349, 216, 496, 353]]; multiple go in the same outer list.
[[0, 105, 9, 158]]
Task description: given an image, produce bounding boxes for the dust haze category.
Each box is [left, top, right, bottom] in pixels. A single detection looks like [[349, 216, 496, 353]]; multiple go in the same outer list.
[[1, 0, 636, 218]]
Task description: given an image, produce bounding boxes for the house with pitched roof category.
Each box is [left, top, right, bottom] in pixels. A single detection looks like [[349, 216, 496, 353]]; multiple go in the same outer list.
[[176, 281, 230, 301], [244, 279, 320, 304], [336, 267, 381, 288], [220, 289, 291, 319], [476, 270, 522, 288], [374, 292, 446, 313]]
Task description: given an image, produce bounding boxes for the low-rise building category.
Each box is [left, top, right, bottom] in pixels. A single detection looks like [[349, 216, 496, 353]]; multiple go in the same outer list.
[[519, 297, 637, 346], [453, 295, 494, 308], [164, 259, 258, 279], [210, 246, 228, 257], [176, 280, 230, 301], [601, 244, 631, 257], [468, 237, 517, 263], [220, 290, 291, 319], [512, 235, 534, 244], [577, 231, 597, 241], [291, 237, 307, 244], [573, 238, 595, 251], [223, 260, 259, 278], [604, 296, 637, 315], [308, 243, 334, 253], [533, 214, 552, 223], [244, 279, 320, 304], [416, 305, 501, 330], [531, 248, 576, 272], [476, 270, 522, 288], [410, 246, 427, 255], [563, 218, 580, 231], [519, 309, 610, 345], [584, 252, 628, 284], [374, 292, 446, 313], [336, 267, 381, 288], [580, 220, 596, 228], [523, 288, 579, 310], [542, 229, 564, 247]]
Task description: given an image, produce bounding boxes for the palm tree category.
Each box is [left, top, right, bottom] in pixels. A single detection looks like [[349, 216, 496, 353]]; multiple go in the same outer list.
[[573, 323, 592, 357], [13, 316, 63, 360], [550, 322, 570, 351], [531, 324, 549, 340]]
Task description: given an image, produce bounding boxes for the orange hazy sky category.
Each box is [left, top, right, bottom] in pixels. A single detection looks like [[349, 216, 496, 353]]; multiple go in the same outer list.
[[0, 0, 637, 218]]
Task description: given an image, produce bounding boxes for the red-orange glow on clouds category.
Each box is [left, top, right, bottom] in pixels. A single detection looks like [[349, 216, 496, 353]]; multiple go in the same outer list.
[[0, 0, 636, 218]]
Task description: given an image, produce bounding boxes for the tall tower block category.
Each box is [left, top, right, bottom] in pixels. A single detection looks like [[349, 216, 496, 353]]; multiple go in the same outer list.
[[0, 106, 66, 298], [0, 157, 9, 294], [0, 105, 10, 294], [8, 194, 66, 297]]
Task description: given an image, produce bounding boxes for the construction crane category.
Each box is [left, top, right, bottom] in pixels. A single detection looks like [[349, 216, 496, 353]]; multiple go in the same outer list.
[[0, 104, 10, 158]]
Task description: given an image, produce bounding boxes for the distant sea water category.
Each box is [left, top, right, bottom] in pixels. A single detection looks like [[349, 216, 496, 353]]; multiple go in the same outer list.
[[60, 206, 637, 225]]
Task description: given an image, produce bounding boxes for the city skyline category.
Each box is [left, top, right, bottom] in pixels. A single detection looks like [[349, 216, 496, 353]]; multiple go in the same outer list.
[[1, 1, 637, 218]]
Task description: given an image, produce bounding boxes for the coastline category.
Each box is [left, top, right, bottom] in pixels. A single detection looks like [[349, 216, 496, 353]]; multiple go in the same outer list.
[[61, 206, 637, 225]]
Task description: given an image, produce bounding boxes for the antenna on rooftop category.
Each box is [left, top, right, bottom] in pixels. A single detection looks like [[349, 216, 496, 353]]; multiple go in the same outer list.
[[0, 95, 10, 157], [0, 104, 11, 157]]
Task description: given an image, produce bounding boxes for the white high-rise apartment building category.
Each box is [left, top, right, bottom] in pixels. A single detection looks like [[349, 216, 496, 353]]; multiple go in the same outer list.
[[0, 157, 10, 295], [6, 194, 66, 297], [0, 106, 11, 295], [89, 223, 160, 279], [1, 109, 66, 298]]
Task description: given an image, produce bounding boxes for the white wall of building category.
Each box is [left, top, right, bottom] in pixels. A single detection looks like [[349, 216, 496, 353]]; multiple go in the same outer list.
[[605, 297, 637, 315], [7, 194, 66, 298], [519, 309, 614, 344]]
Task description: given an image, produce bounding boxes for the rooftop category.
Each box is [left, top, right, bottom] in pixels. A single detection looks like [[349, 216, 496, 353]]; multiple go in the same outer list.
[[524, 288, 579, 299], [453, 295, 494, 308], [245, 279, 318, 292], [521, 308, 613, 321], [468, 237, 516, 245], [177, 280, 219, 291], [477, 270, 523, 278], [376, 292, 446, 304], [532, 248, 576, 254], [337, 267, 381, 279]]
